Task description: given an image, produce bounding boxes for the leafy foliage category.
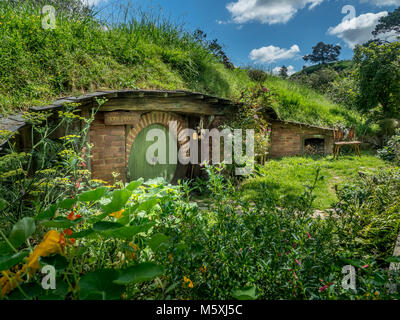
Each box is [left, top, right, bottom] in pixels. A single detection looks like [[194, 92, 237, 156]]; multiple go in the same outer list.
[[354, 41, 400, 119], [378, 129, 400, 164]]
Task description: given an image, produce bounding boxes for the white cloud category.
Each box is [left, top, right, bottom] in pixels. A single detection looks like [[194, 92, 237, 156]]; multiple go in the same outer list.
[[327, 11, 388, 48], [249, 44, 300, 63], [226, 0, 323, 25], [273, 65, 296, 76], [360, 0, 400, 6]]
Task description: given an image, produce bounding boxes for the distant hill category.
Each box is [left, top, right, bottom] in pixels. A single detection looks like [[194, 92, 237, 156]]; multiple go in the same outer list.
[[293, 60, 354, 76]]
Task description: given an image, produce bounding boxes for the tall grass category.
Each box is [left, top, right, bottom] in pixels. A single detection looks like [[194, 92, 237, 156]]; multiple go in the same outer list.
[[265, 76, 362, 127], [0, 1, 252, 114]]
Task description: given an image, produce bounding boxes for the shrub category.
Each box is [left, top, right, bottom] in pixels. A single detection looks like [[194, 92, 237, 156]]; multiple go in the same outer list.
[[334, 168, 400, 262], [247, 68, 268, 83], [377, 129, 400, 164], [154, 165, 400, 300], [0, 177, 178, 300]]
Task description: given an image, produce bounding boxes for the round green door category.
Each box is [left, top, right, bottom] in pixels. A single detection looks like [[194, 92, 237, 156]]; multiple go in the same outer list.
[[128, 124, 177, 183]]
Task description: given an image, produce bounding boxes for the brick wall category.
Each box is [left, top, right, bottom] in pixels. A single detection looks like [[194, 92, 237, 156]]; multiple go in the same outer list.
[[89, 111, 188, 183], [89, 113, 126, 183], [268, 121, 334, 158]]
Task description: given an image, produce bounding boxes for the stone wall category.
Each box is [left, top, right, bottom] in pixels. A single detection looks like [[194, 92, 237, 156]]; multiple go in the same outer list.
[[268, 120, 334, 158]]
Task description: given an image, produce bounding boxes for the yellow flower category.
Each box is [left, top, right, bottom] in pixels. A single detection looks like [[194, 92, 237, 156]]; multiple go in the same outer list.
[[169, 253, 173, 263], [0, 268, 24, 298], [110, 209, 124, 219], [25, 230, 63, 272], [183, 276, 194, 288]]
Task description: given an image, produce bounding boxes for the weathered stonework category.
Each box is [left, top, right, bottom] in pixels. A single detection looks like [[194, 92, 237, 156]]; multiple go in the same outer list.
[[269, 120, 334, 158]]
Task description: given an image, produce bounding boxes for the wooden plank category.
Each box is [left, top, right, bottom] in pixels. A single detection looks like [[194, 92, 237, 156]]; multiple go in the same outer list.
[[99, 98, 227, 115], [104, 111, 141, 126]]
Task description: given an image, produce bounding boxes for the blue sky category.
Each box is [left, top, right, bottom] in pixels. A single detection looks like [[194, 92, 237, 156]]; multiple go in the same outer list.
[[92, 0, 399, 74]]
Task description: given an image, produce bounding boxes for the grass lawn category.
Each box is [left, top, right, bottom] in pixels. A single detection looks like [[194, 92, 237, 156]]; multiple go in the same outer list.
[[241, 153, 393, 210]]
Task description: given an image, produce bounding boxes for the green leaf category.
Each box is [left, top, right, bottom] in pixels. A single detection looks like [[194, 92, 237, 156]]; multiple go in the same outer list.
[[386, 256, 400, 263], [136, 198, 158, 213], [339, 256, 365, 268], [38, 281, 69, 300], [114, 263, 164, 285], [148, 233, 170, 252], [58, 198, 77, 210], [8, 217, 36, 248], [92, 221, 124, 232], [35, 204, 58, 221], [79, 269, 123, 300], [0, 251, 29, 271], [7, 283, 43, 300], [79, 187, 108, 202], [87, 211, 109, 225], [41, 217, 82, 228], [0, 198, 8, 211], [69, 229, 95, 239], [232, 286, 258, 300], [39, 254, 69, 272], [102, 189, 132, 214], [126, 179, 144, 192], [99, 223, 155, 240], [0, 242, 12, 255]]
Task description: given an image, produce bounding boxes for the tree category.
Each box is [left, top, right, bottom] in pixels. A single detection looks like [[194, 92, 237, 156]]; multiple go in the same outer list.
[[354, 42, 400, 118], [373, 7, 400, 37], [279, 65, 288, 78], [303, 42, 341, 65], [193, 29, 234, 70]]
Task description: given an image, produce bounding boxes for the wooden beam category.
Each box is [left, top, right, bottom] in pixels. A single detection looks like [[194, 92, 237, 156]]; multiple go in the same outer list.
[[99, 98, 227, 115], [205, 98, 219, 104]]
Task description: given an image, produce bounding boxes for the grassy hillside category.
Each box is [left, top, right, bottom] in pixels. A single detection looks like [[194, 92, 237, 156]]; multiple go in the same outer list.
[[0, 2, 361, 130], [293, 60, 354, 76], [265, 76, 361, 127], [0, 2, 253, 114]]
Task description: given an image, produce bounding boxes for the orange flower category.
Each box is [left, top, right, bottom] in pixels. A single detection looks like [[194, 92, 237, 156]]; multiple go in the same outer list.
[[64, 228, 73, 236], [66, 212, 81, 221], [25, 230, 64, 272], [110, 209, 124, 219], [66, 211, 75, 221]]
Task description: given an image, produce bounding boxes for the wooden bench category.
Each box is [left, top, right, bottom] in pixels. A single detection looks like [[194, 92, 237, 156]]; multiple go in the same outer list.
[[333, 127, 361, 159]]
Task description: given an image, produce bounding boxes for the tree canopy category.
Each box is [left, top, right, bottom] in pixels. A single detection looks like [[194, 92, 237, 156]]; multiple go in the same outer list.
[[354, 41, 400, 118], [373, 7, 400, 37], [303, 42, 341, 65]]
